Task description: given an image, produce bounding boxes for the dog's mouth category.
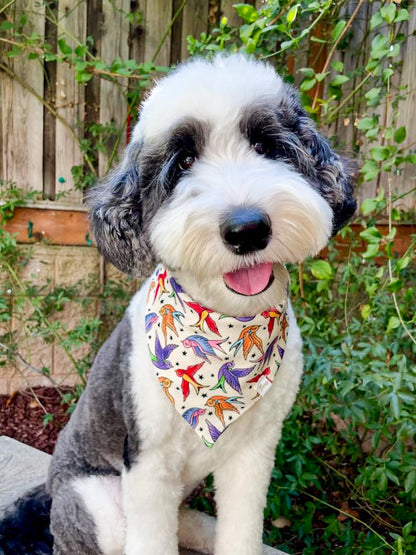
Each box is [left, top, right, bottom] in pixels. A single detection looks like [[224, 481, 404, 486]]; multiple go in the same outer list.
[[223, 262, 274, 296]]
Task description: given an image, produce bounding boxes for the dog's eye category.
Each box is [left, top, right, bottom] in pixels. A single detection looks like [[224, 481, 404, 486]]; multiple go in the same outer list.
[[178, 154, 195, 171], [253, 142, 265, 155]]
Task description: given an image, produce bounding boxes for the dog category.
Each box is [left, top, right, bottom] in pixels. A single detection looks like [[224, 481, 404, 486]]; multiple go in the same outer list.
[[0, 54, 356, 555]]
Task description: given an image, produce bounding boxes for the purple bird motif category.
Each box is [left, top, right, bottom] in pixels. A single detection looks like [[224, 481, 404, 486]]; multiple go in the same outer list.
[[211, 362, 255, 394], [145, 312, 158, 333], [256, 336, 278, 368], [169, 277, 185, 310], [202, 419, 222, 447], [182, 407, 206, 429], [148, 332, 178, 370], [219, 314, 255, 323], [182, 334, 228, 363]]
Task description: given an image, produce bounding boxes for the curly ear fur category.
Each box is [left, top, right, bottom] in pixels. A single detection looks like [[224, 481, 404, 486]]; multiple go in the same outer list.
[[87, 143, 156, 277], [278, 85, 357, 236]]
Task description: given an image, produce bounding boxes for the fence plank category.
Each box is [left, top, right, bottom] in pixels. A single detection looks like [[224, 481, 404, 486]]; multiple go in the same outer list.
[[55, 0, 87, 205], [0, 0, 45, 193], [181, 0, 209, 59], [393, 6, 416, 212], [99, 0, 130, 175], [144, 0, 172, 66]]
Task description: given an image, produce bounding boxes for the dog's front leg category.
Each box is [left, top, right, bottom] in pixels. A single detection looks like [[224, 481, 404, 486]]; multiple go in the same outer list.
[[123, 450, 183, 555], [213, 436, 276, 555]]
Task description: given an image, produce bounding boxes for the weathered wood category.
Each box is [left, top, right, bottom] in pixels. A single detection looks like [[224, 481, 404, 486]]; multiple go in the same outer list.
[[99, 0, 130, 174], [393, 5, 416, 212], [55, 0, 87, 205], [43, 2, 58, 200], [181, 0, 209, 59], [0, 0, 45, 193], [144, 0, 172, 66], [3, 207, 90, 246]]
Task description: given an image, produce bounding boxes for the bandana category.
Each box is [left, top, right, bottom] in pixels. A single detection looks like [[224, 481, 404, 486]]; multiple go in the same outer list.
[[145, 265, 289, 448]]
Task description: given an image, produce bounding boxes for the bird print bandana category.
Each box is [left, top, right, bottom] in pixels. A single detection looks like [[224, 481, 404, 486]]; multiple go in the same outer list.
[[145, 265, 289, 448]]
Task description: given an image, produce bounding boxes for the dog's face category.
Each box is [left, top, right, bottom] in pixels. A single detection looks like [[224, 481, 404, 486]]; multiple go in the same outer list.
[[89, 55, 356, 313]]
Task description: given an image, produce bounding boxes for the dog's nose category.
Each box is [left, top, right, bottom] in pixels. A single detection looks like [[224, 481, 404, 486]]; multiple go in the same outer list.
[[220, 207, 272, 255]]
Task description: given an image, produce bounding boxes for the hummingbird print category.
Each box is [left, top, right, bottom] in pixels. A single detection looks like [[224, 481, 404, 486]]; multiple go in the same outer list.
[[145, 312, 158, 333], [205, 395, 244, 427], [211, 361, 255, 394], [261, 308, 282, 337], [153, 268, 169, 302], [182, 407, 206, 429], [230, 325, 264, 359], [185, 301, 221, 336], [159, 304, 184, 343], [158, 376, 175, 405], [169, 277, 185, 309], [176, 362, 207, 401], [182, 334, 227, 363], [148, 333, 178, 370]]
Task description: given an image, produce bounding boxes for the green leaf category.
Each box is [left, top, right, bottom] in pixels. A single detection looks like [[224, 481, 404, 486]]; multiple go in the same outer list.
[[234, 3, 258, 24], [357, 117, 376, 131], [385, 467, 400, 485], [1, 21, 14, 30], [360, 160, 379, 182], [370, 146, 390, 162], [387, 316, 400, 333], [360, 227, 382, 244], [370, 12, 383, 30], [394, 126, 406, 144], [286, 5, 299, 24], [43, 413, 54, 425], [380, 3, 396, 24], [58, 38, 72, 56], [298, 67, 315, 78], [404, 470, 416, 494], [365, 87, 381, 101], [361, 304, 371, 320], [311, 260, 332, 280], [300, 78, 317, 92], [395, 9, 410, 23], [362, 243, 379, 259], [331, 60, 344, 72], [332, 20, 346, 42], [330, 75, 350, 87], [387, 279, 403, 293], [396, 256, 410, 272]]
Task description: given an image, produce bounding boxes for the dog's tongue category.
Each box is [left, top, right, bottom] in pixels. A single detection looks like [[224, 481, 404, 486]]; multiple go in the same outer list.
[[223, 262, 273, 296]]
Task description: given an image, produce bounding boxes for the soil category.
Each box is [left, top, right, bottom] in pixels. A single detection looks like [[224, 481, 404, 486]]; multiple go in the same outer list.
[[0, 386, 72, 454]]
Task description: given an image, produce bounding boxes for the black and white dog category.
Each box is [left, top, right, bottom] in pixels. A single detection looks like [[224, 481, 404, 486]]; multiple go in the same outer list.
[[0, 54, 355, 555]]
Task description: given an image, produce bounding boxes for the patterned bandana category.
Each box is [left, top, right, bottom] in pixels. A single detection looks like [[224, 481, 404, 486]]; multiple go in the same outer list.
[[145, 265, 289, 448]]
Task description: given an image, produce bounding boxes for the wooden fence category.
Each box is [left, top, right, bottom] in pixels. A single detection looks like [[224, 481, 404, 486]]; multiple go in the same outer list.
[[0, 0, 415, 216]]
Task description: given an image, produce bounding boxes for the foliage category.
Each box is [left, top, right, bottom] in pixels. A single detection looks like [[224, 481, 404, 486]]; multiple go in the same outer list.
[[1, 1, 416, 554]]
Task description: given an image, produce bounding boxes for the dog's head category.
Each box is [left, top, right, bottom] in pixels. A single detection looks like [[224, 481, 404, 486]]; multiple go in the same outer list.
[[89, 55, 356, 311]]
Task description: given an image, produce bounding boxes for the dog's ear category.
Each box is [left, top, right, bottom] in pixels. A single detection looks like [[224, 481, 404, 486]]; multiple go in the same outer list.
[[87, 142, 156, 276], [280, 87, 357, 236]]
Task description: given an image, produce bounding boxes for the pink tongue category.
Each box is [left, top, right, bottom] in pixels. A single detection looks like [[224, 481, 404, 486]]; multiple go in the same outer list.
[[223, 262, 273, 296]]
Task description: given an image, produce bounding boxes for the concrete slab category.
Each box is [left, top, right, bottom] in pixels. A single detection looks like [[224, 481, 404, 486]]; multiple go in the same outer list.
[[0, 436, 285, 554]]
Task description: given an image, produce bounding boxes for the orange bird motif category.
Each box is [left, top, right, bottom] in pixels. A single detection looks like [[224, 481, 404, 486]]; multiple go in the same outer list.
[[230, 325, 264, 359], [176, 362, 207, 401], [280, 313, 289, 342], [205, 395, 244, 427], [158, 376, 175, 405], [153, 269, 169, 302], [261, 308, 282, 337], [159, 304, 184, 343], [185, 301, 220, 336]]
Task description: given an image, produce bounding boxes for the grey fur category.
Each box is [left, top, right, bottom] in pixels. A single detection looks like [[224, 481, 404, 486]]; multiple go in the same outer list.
[[240, 88, 356, 235], [50, 483, 100, 555], [47, 313, 139, 549], [88, 119, 208, 277]]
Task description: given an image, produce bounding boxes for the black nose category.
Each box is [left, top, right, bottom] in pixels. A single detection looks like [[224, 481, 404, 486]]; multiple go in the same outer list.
[[220, 207, 272, 255]]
